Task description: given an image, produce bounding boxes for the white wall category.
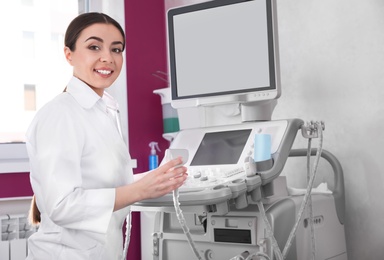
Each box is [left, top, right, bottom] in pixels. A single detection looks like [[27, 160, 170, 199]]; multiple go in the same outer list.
[[273, 0, 384, 259], [165, 0, 384, 259]]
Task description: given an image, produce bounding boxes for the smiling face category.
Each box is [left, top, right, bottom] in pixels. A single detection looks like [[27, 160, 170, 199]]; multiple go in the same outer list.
[[64, 23, 124, 96]]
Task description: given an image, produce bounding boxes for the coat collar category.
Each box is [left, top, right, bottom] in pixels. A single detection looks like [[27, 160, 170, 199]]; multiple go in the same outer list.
[[65, 76, 101, 109]]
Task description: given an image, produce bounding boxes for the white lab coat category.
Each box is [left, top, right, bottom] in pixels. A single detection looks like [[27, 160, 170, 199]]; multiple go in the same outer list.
[[26, 76, 133, 259]]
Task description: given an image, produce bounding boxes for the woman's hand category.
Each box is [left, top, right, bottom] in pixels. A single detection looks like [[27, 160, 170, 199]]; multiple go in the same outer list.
[[136, 157, 188, 199], [114, 157, 188, 211]]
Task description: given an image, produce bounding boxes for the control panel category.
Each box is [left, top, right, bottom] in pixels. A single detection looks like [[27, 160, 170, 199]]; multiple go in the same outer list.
[[168, 120, 289, 192], [136, 119, 303, 209]]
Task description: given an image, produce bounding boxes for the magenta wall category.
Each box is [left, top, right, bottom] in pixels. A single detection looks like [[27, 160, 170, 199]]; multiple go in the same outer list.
[[125, 1, 168, 259], [0, 172, 33, 198], [125, 0, 168, 173]]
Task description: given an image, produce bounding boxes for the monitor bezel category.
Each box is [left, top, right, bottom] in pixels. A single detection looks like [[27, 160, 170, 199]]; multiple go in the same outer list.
[[167, 0, 281, 109]]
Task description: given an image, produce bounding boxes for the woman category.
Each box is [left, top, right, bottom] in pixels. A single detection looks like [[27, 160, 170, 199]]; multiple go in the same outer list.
[[26, 12, 187, 259]]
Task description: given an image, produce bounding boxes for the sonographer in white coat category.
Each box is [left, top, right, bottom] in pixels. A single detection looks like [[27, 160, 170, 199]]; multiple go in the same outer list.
[[25, 12, 187, 260]]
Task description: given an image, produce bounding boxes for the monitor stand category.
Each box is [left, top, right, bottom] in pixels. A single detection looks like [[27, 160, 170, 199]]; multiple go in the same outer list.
[[241, 99, 277, 122]]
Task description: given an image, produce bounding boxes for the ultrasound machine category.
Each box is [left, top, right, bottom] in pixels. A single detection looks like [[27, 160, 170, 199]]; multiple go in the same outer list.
[[132, 1, 348, 259]]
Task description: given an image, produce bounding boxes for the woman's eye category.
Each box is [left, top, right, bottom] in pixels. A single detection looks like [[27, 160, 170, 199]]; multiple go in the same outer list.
[[89, 45, 100, 51], [112, 48, 123, 53]]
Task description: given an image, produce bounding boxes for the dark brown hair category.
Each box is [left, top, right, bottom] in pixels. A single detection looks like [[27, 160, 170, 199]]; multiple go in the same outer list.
[[29, 195, 41, 226], [65, 12, 126, 51]]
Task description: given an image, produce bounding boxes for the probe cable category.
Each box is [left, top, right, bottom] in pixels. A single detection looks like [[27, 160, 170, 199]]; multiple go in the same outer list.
[[230, 250, 271, 260], [281, 122, 323, 259], [306, 135, 316, 260], [243, 121, 323, 260], [173, 188, 204, 259], [122, 210, 132, 260]]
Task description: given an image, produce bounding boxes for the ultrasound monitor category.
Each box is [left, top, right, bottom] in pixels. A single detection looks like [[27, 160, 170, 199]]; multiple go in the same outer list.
[[167, 0, 280, 109]]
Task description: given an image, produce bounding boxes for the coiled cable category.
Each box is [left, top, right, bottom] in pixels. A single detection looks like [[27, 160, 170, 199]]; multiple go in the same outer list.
[[306, 137, 316, 260], [281, 121, 323, 259], [229, 251, 271, 260], [173, 188, 203, 259], [122, 210, 132, 260], [251, 121, 323, 260]]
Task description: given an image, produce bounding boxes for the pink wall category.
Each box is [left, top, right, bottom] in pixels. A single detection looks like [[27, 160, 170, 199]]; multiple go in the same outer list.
[[0, 172, 33, 198], [125, 0, 169, 174], [125, 1, 168, 259]]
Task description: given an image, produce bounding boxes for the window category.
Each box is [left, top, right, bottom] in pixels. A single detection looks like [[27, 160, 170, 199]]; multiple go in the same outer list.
[[24, 84, 36, 111], [21, 0, 34, 7], [22, 31, 35, 60], [0, 0, 128, 173], [0, 1, 78, 145]]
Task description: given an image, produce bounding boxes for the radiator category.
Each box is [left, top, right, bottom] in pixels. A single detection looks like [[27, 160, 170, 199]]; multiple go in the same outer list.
[[0, 197, 37, 260]]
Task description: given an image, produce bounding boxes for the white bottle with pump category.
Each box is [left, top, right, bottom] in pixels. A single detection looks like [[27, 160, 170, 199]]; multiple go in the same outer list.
[[149, 142, 161, 170]]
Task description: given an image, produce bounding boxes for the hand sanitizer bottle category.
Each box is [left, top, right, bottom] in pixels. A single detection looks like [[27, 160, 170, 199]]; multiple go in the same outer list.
[[149, 142, 161, 170]]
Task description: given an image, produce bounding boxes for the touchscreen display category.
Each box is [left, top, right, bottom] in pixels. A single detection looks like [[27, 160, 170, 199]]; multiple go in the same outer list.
[[190, 129, 252, 165]]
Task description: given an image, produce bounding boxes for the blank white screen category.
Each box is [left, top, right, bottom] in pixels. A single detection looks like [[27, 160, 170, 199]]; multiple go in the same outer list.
[[172, 0, 269, 97]]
